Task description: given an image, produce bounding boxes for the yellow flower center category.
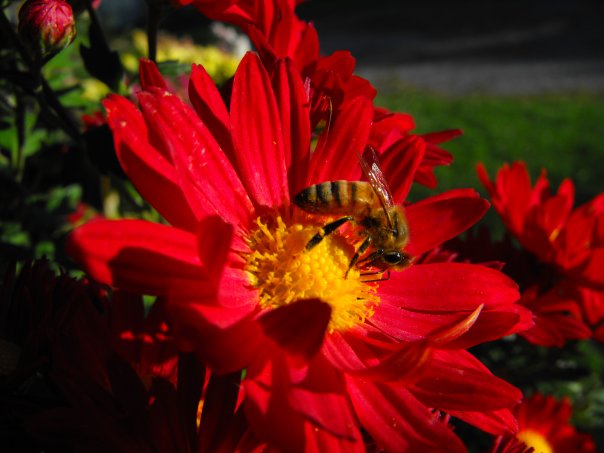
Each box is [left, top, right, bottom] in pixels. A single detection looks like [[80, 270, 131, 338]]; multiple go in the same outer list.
[[517, 429, 554, 453], [245, 215, 379, 332]]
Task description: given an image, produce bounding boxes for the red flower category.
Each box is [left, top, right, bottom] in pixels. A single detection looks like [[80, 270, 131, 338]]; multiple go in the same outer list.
[[18, 0, 76, 60], [492, 393, 596, 453], [478, 162, 604, 344], [68, 54, 532, 451]]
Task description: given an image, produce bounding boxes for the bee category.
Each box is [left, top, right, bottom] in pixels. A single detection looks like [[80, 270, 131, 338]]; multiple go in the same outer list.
[[294, 149, 412, 276]]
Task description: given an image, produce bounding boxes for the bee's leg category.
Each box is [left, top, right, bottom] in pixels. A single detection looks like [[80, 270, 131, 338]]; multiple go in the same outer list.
[[345, 236, 372, 278], [306, 216, 353, 250]]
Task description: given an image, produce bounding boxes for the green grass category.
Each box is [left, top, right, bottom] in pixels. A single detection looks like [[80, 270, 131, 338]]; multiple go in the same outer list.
[[377, 89, 604, 205]]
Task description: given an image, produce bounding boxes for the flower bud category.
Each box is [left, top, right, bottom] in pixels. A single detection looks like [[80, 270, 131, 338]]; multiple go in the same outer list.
[[18, 0, 77, 60]]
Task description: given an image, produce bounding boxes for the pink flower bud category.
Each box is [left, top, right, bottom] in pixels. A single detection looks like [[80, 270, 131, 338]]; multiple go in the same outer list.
[[18, 0, 76, 59]]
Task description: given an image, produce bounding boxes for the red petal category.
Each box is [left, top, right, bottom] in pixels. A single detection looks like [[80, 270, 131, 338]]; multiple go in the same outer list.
[[139, 58, 167, 90], [303, 422, 364, 453], [230, 52, 289, 209], [169, 301, 260, 374], [448, 408, 518, 435], [137, 89, 255, 227], [380, 262, 520, 311], [308, 96, 374, 184], [352, 341, 432, 382], [379, 135, 425, 203], [196, 216, 240, 283], [270, 58, 311, 196], [409, 350, 522, 412], [103, 95, 199, 231], [289, 354, 360, 441], [347, 377, 466, 452], [67, 219, 206, 296], [370, 300, 530, 347], [405, 189, 489, 256], [188, 63, 233, 162], [421, 129, 463, 145], [480, 162, 533, 237], [258, 299, 331, 362]]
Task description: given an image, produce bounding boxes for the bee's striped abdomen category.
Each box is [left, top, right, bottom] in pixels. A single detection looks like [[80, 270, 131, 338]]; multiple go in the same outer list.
[[294, 181, 376, 216]]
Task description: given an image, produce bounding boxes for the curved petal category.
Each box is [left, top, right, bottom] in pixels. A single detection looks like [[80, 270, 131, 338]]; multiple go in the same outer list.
[[103, 95, 199, 231], [258, 299, 331, 363], [379, 134, 425, 203], [289, 353, 360, 442], [139, 58, 167, 90], [271, 58, 311, 196], [243, 347, 362, 453], [169, 301, 260, 374], [137, 89, 255, 227], [448, 408, 518, 436], [230, 52, 289, 209], [405, 189, 490, 256], [380, 262, 520, 311], [346, 377, 466, 453], [67, 219, 206, 297], [370, 300, 531, 348], [409, 350, 522, 412], [188, 63, 234, 164], [308, 96, 373, 185]]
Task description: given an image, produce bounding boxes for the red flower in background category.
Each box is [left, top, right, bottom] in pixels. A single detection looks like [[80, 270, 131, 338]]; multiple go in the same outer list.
[[67, 53, 533, 451], [478, 162, 604, 345], [492, 393, 596, 453], [0, 261, 192, 451]]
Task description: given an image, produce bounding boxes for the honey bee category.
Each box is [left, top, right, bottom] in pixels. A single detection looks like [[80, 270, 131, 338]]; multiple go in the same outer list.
[[294, 149, 412, 276]]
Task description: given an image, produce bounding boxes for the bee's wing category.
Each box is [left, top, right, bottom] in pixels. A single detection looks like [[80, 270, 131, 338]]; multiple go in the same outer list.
[[359, 148, 395, 228]]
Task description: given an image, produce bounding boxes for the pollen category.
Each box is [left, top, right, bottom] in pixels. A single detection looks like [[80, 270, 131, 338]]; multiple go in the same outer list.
[[245, 215, 379, 332]]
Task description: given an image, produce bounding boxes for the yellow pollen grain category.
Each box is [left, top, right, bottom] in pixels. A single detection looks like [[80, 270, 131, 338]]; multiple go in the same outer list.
[[245, 216, 379, 332]]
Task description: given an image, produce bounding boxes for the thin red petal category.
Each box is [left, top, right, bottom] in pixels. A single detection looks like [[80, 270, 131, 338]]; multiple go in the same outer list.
[[188, 63, 234, 164], [231, 52, 289, 209], [347, 377, 466, 452], [308, 96, 373, 184], [379, 135, 425, 203], [409, 351, 522, 412], [271, 58, 311, 196], [139, 58, 168, 90], [137, 89, 255, 227], [449, 408, 519, 436], [103, 95, 199, 231]]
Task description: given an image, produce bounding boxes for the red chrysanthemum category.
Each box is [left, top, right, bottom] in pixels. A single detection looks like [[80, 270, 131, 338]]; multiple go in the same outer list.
[[492, 393, 596, 453], [68, 54, 533, 451], [478, 162, 604, 345]]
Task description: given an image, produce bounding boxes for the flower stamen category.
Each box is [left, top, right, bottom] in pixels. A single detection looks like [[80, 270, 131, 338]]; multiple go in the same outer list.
[[245, 215, 379, 332]]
